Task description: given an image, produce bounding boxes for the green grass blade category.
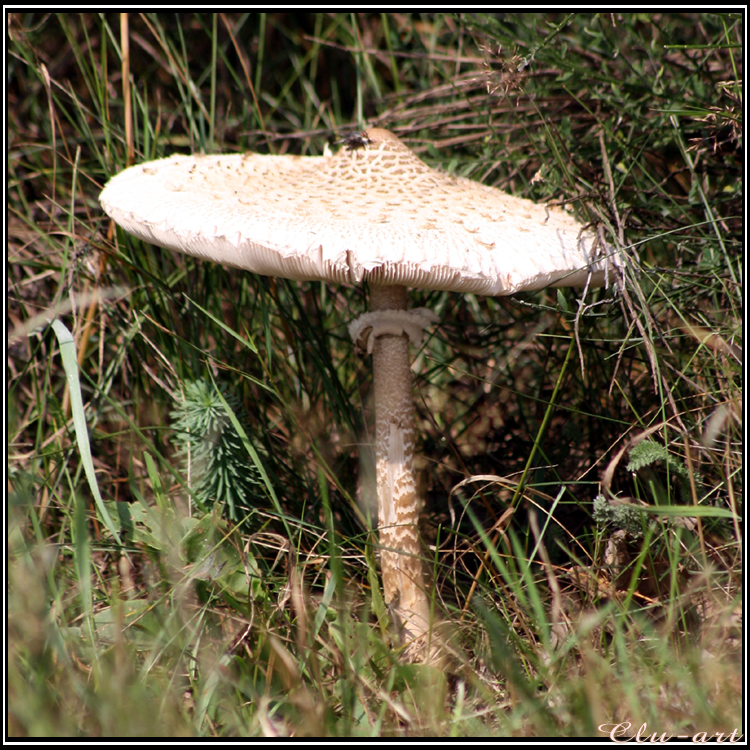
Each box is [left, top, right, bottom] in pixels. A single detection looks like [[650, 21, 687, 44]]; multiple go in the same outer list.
[[51, 319, 122, 546]]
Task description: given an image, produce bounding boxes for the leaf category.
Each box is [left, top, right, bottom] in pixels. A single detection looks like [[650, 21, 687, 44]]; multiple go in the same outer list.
[[51, 319, 122, 545], [616, 502, 738, 520]]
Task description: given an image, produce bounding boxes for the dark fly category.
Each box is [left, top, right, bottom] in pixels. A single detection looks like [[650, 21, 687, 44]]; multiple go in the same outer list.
[[341, 130, 372, 151]]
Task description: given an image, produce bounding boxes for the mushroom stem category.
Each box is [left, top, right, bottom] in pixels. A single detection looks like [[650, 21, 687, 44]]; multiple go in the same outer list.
[[369, 284, 431, 642]]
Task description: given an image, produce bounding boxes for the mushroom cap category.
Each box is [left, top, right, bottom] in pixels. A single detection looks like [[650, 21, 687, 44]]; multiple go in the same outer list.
[[100, 128, 617, 296]]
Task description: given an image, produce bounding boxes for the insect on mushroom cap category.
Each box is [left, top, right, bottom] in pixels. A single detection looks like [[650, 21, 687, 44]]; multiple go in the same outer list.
[[340, 130, 373, 151]]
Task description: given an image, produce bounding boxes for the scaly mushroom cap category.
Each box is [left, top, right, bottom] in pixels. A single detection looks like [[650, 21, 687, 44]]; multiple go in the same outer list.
[[100, 128, 616, 295]]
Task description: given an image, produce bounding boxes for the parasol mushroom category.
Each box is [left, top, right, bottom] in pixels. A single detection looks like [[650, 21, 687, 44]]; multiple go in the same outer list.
[[100, 127, 618, 649]]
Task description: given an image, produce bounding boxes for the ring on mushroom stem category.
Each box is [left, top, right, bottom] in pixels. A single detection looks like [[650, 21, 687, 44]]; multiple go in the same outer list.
[[100, 127, 620, 657]]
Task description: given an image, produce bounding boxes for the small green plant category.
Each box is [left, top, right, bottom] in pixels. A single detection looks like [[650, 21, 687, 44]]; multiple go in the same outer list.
[[593, 492, 645, 537], [626, 439, 701, 502], [593, 439, 705, 537], [171, 380, 263, 524]]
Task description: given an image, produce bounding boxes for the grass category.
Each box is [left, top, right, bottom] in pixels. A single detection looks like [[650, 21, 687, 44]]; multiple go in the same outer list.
[[8, 12, 742, 738]]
